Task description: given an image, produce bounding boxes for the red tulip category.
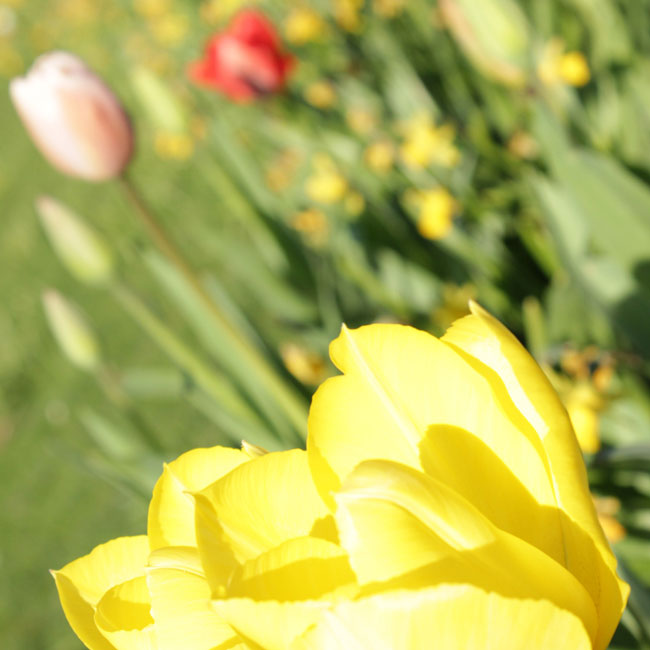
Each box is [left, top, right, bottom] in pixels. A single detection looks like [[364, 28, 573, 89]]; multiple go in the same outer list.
[[188, 10, 294, 102]]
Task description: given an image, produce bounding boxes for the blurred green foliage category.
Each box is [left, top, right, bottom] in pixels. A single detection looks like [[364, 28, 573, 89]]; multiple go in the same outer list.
[[1, 0, 650, 648]]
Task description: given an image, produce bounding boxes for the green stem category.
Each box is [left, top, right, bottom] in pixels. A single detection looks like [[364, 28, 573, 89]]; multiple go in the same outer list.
[[110, 282, 267, 440], [118, 175, 308, 441]]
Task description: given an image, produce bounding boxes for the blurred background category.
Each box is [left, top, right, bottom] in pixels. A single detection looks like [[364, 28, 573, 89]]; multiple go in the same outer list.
[[1, 0, 650, 647]]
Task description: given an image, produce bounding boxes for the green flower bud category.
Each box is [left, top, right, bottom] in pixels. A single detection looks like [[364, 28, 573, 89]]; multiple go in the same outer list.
[[440, 0, 531, 86], [36, 196, 114, 285], [42, 290, 101, 371]]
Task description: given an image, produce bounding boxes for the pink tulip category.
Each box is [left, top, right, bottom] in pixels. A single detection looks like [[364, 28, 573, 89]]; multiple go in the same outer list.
[[10, 51, 133, 181]]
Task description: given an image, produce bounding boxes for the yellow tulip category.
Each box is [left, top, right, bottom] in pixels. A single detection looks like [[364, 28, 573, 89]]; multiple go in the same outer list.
[[307, 301, 628, 649], [53, 305, 628, 650]]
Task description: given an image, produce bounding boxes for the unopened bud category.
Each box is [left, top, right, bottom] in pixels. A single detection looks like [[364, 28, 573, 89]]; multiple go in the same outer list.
[[439, 0, 530, 87], [10, 51, 133, 181], [42, 290, 101, 371], [36, 196, 114, 285]]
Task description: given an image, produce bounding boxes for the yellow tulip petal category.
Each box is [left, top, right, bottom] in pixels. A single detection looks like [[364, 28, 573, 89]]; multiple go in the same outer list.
[[148, 446, 249, 551], [308, 323, 554, 514], [148, 545, 204, 574], [335, 460, 597, 641], [291, 585, 592, 650], [213, 598, 328, 650], [52, 536, 149, 650], [228, 536, 356, 601], [147, 565, 246, 650], [419, 423, 565, 565], [442, 301, 629, 649], [194, 449, 330, 592], [94, 576, 156, 650]]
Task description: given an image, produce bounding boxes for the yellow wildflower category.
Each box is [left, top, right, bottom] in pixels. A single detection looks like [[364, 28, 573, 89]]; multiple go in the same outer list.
[[565, 382, 603, 454], [334, 0, 364, 31], [56, 0, 97, 25], [538, 38, 590, 87], [290, 207, 329, 247], [364, 139, 395, 173], [304, 80, 337, 109], [280, 342, 328, 385], [133, 0, 169, 19], [373, 0, 405, 18], [345, 106, 377, 134], [400, 113, 460, 169], [508, 130, 539, 160], [558, 51, 590, 87], [415, 187, 457, 240], [305, 155, 348, 204], [154, 131, 194, 160], [149, 13, 189, 46], [284, 7, 326, 44], [593, 496, 626, 545]]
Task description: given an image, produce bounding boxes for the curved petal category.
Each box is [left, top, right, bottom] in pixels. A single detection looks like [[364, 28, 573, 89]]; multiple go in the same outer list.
[[147, 565, 247, 650], [442, 301, 629, 648], [212, 598, 328, 650], [291, 586, 592, 650], [307, 323, 554, 515], [51, 536, 149, 650], [334, 460, 597, 642], [94, 576, 156, 650], [194, 450, 331, 592], [148, 446, 249, 551], [228, 536, 357, 601]]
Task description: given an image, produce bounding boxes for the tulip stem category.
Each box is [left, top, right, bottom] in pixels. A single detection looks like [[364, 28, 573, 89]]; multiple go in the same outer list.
[[118, 175, 308, 444]]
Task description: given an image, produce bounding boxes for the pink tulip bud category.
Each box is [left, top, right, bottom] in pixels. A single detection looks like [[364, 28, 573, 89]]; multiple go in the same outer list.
[[10, 51, 133, 181]]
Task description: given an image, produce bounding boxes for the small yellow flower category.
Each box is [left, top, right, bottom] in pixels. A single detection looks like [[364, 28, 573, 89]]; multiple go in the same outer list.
[[400, 113, 460, 169], [280, 342, 328, 385], [415, 187, 457, 240], [373, 0, 405, 17], [565, 383, 603, 454], [594, 496, 626, 545], [305, 155, 348, 204], [345, 107, 377, 135], [284, 7, 326, 44], [304, 80, 337, 109], [290, 207, 329, 247], [507, 130, 539, 160], [133, 0, 169, 19], [364, 140, 395, 173], [334, 0, 364, 31], [538, 38, 590, 87], [149, 13, 189, 46], [56, 0, 97, 24], [154, 131, 194, 160], [558, 51, 590, 87]]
